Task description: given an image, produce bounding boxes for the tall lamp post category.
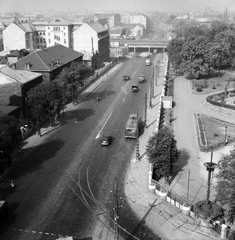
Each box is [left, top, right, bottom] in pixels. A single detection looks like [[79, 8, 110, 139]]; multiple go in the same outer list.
[[203, 150, 217, 204], [225, 126, 228, 145]]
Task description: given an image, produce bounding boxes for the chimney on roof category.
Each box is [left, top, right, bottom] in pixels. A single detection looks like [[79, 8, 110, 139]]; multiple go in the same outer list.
[[25, 62, 31, 69], [56, 59, 59, 64]]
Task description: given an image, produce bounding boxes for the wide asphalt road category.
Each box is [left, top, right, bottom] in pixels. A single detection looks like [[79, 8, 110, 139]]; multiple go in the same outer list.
[[0, 56, 154, 240]]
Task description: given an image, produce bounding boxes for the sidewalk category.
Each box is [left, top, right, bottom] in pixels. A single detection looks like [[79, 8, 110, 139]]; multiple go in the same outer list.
[[124, 54, 221, 240]]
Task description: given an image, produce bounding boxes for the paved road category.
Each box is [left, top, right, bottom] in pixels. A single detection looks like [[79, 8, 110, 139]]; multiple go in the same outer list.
[[172, 76, 235, 203], [0, 56, 155, 240]]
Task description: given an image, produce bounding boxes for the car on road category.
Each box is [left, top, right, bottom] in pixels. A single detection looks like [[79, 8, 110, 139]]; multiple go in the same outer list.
[[139, 74, 146, 83], [101, 135, 112, 146], [123, 75, 131, 81], [131, 84, 139, 92]]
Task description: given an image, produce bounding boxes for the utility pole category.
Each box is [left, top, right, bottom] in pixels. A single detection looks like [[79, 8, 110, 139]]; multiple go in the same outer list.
[[203, 150, 217, 204], [113, 180, 119, 240], [136, 108, 140, 161], [144, 93, 147, 127]]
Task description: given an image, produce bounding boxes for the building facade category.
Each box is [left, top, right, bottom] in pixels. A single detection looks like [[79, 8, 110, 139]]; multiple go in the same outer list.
[[3, 21, 38, 51], [73, 22, 110, 69], [108, 14, 121, 28], [14, 44, 83, 81], [45, 18, 73, 49]]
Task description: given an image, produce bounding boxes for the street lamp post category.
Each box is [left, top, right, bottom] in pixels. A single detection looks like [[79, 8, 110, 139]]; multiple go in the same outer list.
[[225, 126, 228, 145], [203, 150, 217, 204]]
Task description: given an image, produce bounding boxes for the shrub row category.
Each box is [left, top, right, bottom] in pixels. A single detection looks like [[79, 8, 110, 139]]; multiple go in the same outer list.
[[196, 115, 207, 146], [206, 91, 235, 111]]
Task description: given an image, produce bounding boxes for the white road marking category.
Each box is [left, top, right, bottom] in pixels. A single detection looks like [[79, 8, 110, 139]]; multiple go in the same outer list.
[[121, 87, 127, 94], [95, 112, 112, 139]]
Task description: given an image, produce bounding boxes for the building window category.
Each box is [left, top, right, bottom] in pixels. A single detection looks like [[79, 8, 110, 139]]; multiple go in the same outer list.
[[63, 27, 65, 30], [49, 39, 51, 44], [64, 39, 66, 44], [64, 33, 66, 37], [53, 27, 60, 31], [48, 27, 50, 30]]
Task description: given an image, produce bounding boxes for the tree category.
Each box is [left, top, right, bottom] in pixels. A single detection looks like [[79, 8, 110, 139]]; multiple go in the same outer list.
[[0, 115, 18, 153], [215, 148, 235, 223], [206, 20, 229, 41], [180, 36, 211, 78], [167, 38, 184, 69], [56, 62, 94, 103], [146, 127, 179, 181], [210, 30, 235, 75]]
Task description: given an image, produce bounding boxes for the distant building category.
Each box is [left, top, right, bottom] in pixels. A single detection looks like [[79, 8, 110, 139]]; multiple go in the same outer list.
[[32, 21, 47, 49], [124, 24, 144, 39], [3, 20, 38, 51], [45, 18, 73, 49], [14, 44, 83, 81], [73, 22, 109, 69], [108, 14, 121, 28], [129, 14, 148, 29], [109, 39, 128, 58], [109, 27, 124, 39]]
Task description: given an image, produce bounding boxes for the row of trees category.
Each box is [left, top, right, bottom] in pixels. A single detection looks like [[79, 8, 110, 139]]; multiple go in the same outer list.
[[0, 62, 94, 151], [168, 20, 235, 78]]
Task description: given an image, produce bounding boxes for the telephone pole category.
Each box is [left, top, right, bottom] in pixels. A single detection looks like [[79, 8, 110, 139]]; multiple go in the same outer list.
[[113, 180, 119, 240], [136, 108, 140, 161]]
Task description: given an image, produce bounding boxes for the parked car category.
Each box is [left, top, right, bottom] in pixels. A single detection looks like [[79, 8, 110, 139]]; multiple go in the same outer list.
[[139, 74, 145, 83], [123, 75, 131, 81], [101, 135, 112, 146], [131, 84, 139, 92]]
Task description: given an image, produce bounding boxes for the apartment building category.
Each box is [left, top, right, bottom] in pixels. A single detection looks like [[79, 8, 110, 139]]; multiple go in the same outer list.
[[3, 20, 38, 51], [45, 18, 73, 49], [108, 14, 121, 28], [73, 22, 110, 69]]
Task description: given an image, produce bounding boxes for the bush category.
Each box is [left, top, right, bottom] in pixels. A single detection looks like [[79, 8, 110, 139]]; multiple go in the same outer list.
[[194, 201, 224, 220], [196, 87, 203, 92], [206, 90, 235, 111]]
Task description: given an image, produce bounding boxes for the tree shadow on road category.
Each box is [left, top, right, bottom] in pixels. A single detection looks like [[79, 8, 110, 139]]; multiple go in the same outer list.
[[79, 89, 116, 102], [169, 148, 190, 185], [64, 108, 95, 123], [2, 139, 65, 183]]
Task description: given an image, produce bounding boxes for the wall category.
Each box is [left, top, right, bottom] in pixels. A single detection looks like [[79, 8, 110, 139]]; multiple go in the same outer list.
[[3, 23, 26, 51]]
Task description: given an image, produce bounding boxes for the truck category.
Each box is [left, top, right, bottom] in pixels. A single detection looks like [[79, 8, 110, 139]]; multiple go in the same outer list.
[[145, 58, 151, 66]]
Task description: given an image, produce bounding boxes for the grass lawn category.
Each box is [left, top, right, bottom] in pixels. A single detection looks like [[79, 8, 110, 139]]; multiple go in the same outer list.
[[197, 113, 235, 151]]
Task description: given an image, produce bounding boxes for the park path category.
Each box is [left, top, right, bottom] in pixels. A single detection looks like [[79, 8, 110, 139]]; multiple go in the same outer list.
[[171, 76, 234, 204]]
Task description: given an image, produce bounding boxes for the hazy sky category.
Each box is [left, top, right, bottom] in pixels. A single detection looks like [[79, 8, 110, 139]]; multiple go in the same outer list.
[[0, 0, 234, 14]]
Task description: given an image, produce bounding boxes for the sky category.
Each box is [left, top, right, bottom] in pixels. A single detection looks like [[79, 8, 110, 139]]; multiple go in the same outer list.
[[0, 0, 234, 14]]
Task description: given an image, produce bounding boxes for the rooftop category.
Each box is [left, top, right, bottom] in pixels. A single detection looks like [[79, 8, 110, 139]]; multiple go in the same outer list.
[[15, 44, 83, 72]]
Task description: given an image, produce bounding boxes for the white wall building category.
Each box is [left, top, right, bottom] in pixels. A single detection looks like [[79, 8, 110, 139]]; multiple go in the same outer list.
[[45, 18, 73, 49], [130, 14, 147, 29], [73, 22, 109, 68], [3, 21, 37, 51]]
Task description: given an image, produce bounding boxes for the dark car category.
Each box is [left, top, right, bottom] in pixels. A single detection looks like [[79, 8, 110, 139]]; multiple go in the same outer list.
[[131, 84, 139, 92], [123, 75, 130, 81], [101, 135, 112, 146]]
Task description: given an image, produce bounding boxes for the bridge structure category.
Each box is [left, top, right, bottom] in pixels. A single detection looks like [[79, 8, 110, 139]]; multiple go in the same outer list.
[[111, 39, 170, 53]]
